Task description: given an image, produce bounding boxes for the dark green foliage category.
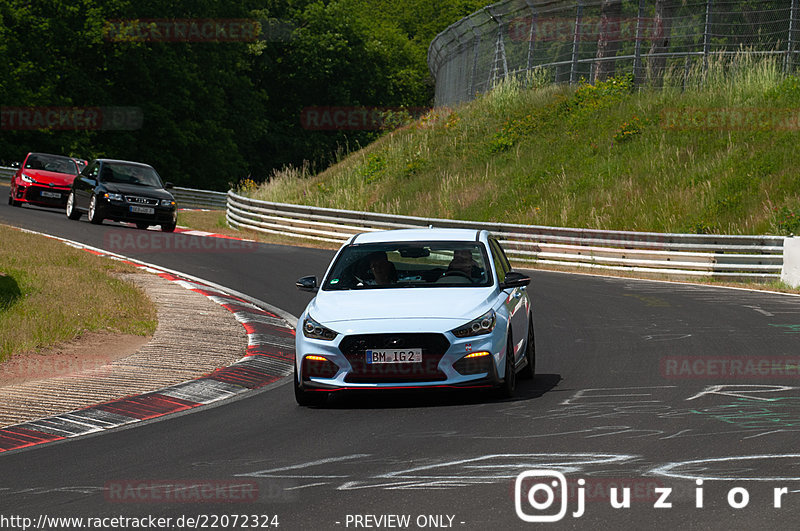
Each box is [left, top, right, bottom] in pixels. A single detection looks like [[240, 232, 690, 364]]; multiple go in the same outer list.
[[0, 0, 485, 188]]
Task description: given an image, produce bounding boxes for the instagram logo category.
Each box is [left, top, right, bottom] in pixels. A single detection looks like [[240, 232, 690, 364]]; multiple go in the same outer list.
[[515, 470, 583, 522]]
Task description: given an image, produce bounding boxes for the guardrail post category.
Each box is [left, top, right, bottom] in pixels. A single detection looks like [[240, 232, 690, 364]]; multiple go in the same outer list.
[[569, 0, 584, 85], [782, 237, 800, 288], [633, 0, 646, 87]]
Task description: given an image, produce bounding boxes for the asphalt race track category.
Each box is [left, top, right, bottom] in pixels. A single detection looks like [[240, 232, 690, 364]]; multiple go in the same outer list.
[[3, 201, 800, 530]]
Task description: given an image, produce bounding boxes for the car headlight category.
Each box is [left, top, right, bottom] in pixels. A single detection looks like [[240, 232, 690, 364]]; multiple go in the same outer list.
[[161, 199, 176, 207], [302, 315, 337, 341], [104, 192, 123, 201], [20, 173, 35, 184], [451, 309, 496, 338]]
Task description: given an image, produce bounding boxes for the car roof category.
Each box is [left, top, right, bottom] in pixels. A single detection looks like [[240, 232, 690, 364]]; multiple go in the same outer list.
[[27, 152, 73, 159], [350, 228, 485, 244], [95, 158, 155, 168]]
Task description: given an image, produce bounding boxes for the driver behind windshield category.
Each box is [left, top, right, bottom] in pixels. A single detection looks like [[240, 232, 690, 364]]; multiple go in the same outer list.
[[447, 248, 483, 279], [367, 251, 397, 285]]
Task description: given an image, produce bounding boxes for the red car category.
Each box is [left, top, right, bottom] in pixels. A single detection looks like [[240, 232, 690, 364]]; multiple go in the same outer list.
[[8, 152, 80, 209]]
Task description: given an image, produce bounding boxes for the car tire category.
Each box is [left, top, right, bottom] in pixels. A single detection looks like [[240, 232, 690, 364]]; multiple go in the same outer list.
[[294, 364, 327, 406], [136, 222, 149, 230], [9, 190, 20, 207], [88, 195, 103, 224], [496, 333, 516, 398], [519, 315, 536, 380], [66, 192, 81, 220], [161, 222, 176, 233]]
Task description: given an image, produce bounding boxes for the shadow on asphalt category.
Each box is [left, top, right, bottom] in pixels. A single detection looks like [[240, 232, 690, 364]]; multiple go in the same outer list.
[[316, 373, 562, 410]]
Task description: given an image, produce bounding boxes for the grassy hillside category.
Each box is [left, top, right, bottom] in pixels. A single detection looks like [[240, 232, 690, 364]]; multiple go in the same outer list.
[[240, 55, 800, 236]]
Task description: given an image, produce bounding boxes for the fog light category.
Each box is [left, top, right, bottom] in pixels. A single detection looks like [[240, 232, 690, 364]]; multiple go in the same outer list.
[[453, 351, 493, 375], [302, 355, 338, 379]]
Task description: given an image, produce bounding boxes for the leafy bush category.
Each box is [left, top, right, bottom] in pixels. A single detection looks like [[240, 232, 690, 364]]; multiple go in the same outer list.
[[773, 206, 800, 236], [613, 116, 643, 143], [361, 154, 386, 183]]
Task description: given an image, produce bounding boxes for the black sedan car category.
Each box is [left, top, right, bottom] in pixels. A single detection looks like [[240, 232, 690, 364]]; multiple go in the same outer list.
[[65, 159, 177, 232]]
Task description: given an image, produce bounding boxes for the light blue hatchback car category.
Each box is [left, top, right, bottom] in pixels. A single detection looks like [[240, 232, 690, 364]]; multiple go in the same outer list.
[[294, 228, 534, 406]]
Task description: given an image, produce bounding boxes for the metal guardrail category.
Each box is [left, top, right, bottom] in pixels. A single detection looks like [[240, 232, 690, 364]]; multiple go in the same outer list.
[[1, 164, 784, 281], [226, 191, 784, 281], [171, 186, 227, 209], [0, 166, 14, 184]]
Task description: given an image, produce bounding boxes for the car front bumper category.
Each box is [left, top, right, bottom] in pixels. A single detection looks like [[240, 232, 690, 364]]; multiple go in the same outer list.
[[295, 317, 507, 391], [101, 200, 177, 224], [16, 184, 71, 207]]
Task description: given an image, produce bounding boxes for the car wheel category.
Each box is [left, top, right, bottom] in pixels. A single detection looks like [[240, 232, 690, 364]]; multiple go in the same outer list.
[[519, 316, 536, 380], [9, 189, 20, 207], [136, 222, 149, 230], [294, 364, 327, 406], [161, 222, 176, 233], [496, 333, 516, 398], [66, 192, 81, 220], [88, 195, 103, 224]]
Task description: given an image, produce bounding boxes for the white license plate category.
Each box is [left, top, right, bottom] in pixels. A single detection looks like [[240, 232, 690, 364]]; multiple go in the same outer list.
[[366, 348, 422, 364], [41, 191, 61, 198], [130, 205, 155, 214]]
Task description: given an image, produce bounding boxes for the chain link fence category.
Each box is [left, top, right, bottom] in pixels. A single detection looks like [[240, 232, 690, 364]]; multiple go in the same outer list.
[[428, 0, 800, 107]]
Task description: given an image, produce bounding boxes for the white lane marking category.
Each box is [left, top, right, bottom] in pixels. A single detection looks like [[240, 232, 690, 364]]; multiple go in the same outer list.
[[236, 454, 371, 478], [649, 454, 800, 481], [743, 305, 774, 316], [284, 482, 329, 490]]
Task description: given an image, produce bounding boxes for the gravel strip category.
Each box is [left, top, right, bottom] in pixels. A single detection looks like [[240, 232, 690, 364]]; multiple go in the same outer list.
[[0, 272, 247, 427]]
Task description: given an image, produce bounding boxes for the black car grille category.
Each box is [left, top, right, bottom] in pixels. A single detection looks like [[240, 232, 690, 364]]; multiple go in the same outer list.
[[339, 333, 450, 383], [125, 196, 159, 205]]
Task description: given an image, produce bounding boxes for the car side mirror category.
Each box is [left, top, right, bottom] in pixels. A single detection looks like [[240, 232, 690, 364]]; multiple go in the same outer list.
[[296, 275, 319, 293], [500, 270, 530, 290], [165, 182, 174, 189]]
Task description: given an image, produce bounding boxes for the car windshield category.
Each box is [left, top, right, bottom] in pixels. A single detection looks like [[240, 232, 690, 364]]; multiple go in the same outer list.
[[24, 154, 78, 175], [322, 241, 492, 290], [100, 163, 162, 187]]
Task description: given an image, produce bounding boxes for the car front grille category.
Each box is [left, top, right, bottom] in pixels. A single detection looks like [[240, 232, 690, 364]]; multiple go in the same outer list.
[[339, 333, 450, 383], [125, 196, 159, 205], [30, 186, 66, 204]]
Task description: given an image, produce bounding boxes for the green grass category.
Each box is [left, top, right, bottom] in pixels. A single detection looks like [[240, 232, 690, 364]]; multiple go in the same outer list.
[[0, 225, 157, 362], [240, 54, 800, 236]]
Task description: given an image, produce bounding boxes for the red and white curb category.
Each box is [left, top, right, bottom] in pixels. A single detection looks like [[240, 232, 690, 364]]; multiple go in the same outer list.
[[0, 227, 295, 454]]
